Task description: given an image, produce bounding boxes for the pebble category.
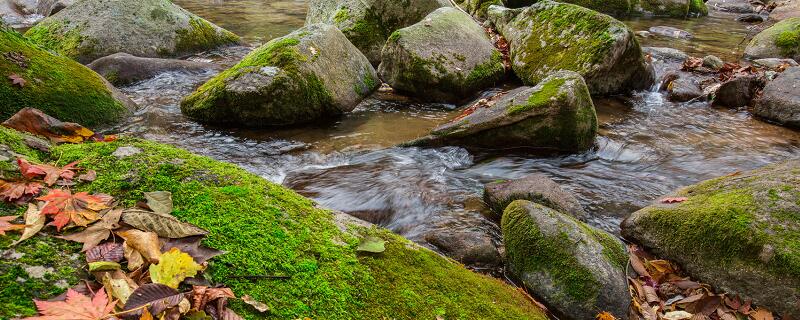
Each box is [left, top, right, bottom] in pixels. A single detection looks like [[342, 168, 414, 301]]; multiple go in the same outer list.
[[112, 146, 142, 158]]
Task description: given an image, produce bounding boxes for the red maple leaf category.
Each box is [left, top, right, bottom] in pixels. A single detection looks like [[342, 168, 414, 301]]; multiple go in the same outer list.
[[37, 189, 113, 231], [0, 180, 43, 203], [25, 288, 116, 320], [18, 158, 80, 186], [9, 73, 27, 87], [0, 215, 24, 235], [660, 197, 688, 204]]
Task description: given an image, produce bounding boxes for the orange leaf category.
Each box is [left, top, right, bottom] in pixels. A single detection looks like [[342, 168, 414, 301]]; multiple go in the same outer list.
[[37, 189, 113, 231], [24, 288, 116, 320], [0, 215, 24, 235], [596, 311, 617, 320], [750, 308, 774, 320], [661, 197, 688, 204], [18, 158, 80, 186], [0, 179, 43, 203], [2, 107, 95, 143]]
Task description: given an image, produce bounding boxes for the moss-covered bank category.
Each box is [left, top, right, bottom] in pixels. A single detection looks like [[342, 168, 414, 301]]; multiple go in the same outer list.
[[0, 27, 130, 127], [0, 127, 547, 319]]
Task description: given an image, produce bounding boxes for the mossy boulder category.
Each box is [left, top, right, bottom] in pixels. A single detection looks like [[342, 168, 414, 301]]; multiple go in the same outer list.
[[484, 173, 587, 221], [378, 7, 505, 103], [503, 0, 634, 16], [0, 27, 133, 127], [455, 0, 504, 19], [23, 0, 240, 64], [621, 160, 800, 317], [0, 126, 549, 319], [487, 2, 654, 96], [744, 17, 800, 61], [635, 0, 708, 17], [305, 0, 449, 65], [753, 66, 800, 127], [181, 24, 379, 127], [503, 200, 629, 320], [408, 70, 598, 152]]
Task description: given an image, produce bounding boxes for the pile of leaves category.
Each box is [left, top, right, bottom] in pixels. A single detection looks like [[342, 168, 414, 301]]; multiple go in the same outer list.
[[623, 244, 776, 320], [0, 109, 268, 319]]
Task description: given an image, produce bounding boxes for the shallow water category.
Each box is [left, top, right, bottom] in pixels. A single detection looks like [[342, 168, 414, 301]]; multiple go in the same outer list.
[[114, 1, 800, 248]]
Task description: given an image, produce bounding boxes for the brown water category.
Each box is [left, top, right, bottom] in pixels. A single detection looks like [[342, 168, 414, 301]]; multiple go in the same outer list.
[[113, 1, 800, 248]]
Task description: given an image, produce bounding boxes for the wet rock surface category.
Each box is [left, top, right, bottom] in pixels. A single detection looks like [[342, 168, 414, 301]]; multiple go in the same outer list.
[[753, 66, 800, 127]]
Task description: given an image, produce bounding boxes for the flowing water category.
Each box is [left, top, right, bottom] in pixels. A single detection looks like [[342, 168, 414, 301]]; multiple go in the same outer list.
[[113, 1, 800, 256]]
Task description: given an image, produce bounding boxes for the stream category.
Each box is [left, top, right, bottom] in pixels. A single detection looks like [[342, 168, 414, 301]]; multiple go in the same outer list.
[[112, 1, 800, 261]]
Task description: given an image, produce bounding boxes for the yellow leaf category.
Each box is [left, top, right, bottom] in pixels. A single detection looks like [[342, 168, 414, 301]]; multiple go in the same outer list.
[[149, 248, 204, 288]]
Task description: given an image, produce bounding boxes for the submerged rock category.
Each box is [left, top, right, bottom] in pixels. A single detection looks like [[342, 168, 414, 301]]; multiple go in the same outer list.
[[181, 24, 379, 127], [483, 174, 587, 221], [713, 75, 762, 108], [643, 46, 689, 62], [744, 17, 800, 61], [622, 160, 800, 317], [706, 0, 754, 13], [667, 75, 704, 102], [487, 2, 654, 96], [407, 71, 598, 152], [702, 55, 725, 70], [305, 0, 449, 65], [0, 27, 133, 127], [753, 66, 800, 127], [24, 0, 240, 64], [88, 53, 219, 85], [378, 7, 505, 103], [503, 200, 629, 320], [648, 26, 693, 39], [752, 57, 799, 69]]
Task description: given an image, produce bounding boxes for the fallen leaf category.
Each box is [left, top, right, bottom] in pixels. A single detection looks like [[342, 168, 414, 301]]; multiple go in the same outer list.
[[37, 189, 112, 231], [86, 242, 124, 263], [122, 208, 207, 239], [241, 295, 269, 313], [25, 288, 115, 320], [750, 308, 773, 320], [101, 272, 134, 306], [0, 215, 24, 235], [88, 261, 121, 272], [139, 309, 154, 320], [12, 203, 45, 245], [78, 170, 97, 182], [59, 208, 123, 251], [123, 241, 145, 271], [161, 236, 224, 264], [664, 311, 694, 320], [661, 197, 688, 204], [629, 245, 652, 278], [643, 285, 660, 304], [123, 283, 184, 318], [117, 229, 162, 264], [18, 158, 80, 186], [149, 248, 204, 288], [0, 180, 43, 203], [191, 286, 236, 311], [144, 191, 173, 215], [596, 311, 617, 320], [356, 237, 386, 253], [185, 311, 213, 320], [9, 73, 27, 87], [3, 108, 96, 143]]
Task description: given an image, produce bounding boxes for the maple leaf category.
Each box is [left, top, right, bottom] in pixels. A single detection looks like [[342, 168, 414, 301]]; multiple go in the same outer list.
[[37, 189, 113, 231], [0, 215, 24, 235], [0, 179, 43, 203], [661, 197, 688, 204], [149, 248, 204, 288], [24, 288, 116, 320], [9, 73, 27, 87], [2, 108, 95, 143], [18, 158, 80, 186]]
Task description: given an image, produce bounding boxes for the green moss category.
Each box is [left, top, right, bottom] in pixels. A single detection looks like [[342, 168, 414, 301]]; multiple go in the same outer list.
[[0, 28, 127, 127], [507, 77, 567, 115], [175, 18, 240, 56], [688, 0, 709, 16], [561, 0, 631, 16], [465, 51, 505, 90], [388, 30, 402, 42], [776, 25, 800, 57], [23, 21, 89, 60], [333, 8, 350, 24], [342, 12, 388, 55]]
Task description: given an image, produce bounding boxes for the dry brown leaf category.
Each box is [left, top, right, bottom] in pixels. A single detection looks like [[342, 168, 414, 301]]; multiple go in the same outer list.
[[59, 208, 122, 251], [2, 107, 95, 143], [750, 308, 774, 320], [124, 241, 145, 271], [629, 245, 651, 278], [12, 203, 45, 246], [643, 285, 660, 304], [117, 229, 162, 264], [241, 295, 269, 313]]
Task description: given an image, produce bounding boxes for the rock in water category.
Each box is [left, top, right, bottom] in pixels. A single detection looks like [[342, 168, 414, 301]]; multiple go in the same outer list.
[[378, 7, 505, 103], [487, 2, 654, 96], [483, 174, 587, 221], [88, 53, 219, 85], [305, 0, 449, 65], [648, 26, 693, 39], [744, 17, 800, 61], [667, 76, 704, 102], [501, 0, 707, 17], [622, 160, 800, 317], [0, 27, 133, 127], [502, 0, 634, 16], [181, 24, 380, 127], [769, 0, 800, 21], [407, 71, 597, 152], [23, 0, 240, 64], [713, 75, 762, 108], [753, 67, 800, 127], [503, 200, 629, 320], [706, 0, 754, 13]]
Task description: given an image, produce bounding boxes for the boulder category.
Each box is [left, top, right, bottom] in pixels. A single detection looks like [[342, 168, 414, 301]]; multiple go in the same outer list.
[[407, 71, 598, 152], [456, 0, 504, 19], [181, 24, 380, 127], [305, 0, 449, 65], [24, 0, 240, 64], [487, 2, 654, 96], [643, 46, 689, 62], [702, 55, 725, 70], [712, 75, 762, 108], [769, 0, 800, 21], [503, 200, 629, 320], [621, 160, 800, 317], [753, 66, 800, 127], [637, 0, 708, 17], [503, 0, 634, 16], [706, 0, 754, 13], [378, 7, 505, 103], [423, 216, 503, 268], [0, 27, 133, 127], [744, 17, 800, 61], [736, 13, 765, 23], [752, 57, 799, 69], [483, 174, 587, 221], [667, 75, 704, 102], [87, 53, 220, 85]]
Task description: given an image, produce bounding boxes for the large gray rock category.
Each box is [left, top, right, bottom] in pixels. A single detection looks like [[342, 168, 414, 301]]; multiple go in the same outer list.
[[621, 160, 800, 317], [24, 0, 240, 64], [503, 200, 629, 320], [753, 67, 800, 127], [306, 0, 449, 65], [483, 174, 587, 221], [407, 71, 597, 152], [769, 0, 800, 21], [88, 53, 220, 85], [378, 7, 505, 103], [487, 2, 654, 96], [502, 0, 708, 16], [706, 0, 755, 13], [423, 215, 503, 268], [181, 24, 380, 127], [667, 76, 704, 102], [503, 0, 633, 16], [643, 46, 689, 62], [713, 75, 762, 108], [744, 17, 800, 61]]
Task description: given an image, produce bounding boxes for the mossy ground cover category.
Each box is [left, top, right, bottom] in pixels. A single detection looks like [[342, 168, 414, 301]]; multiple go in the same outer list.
[[0, 126, 546, 319], [0, 28, 127, 127]]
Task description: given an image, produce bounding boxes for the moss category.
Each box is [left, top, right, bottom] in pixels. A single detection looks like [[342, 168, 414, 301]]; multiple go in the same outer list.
[[561, 0, 631, 16], [333, 8, 350, 24], [775, 24, 800, 57], [23, 21, 89, 60], [507, 77, 567, 115], [0, 133, 548, 319], [688, 0, 709, 16], [0, 28, 127, 127], [502, 201, 601, 304], [464, 51, 505, 90], [175, 18, 240, 56], [341, 12, 388, 55], [388, 30, 402, 42]]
